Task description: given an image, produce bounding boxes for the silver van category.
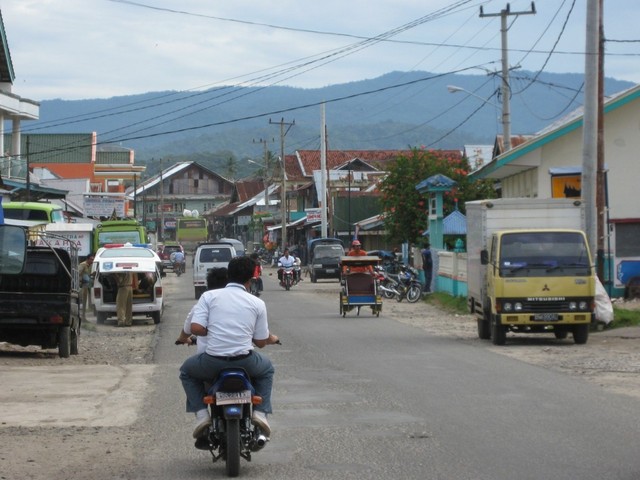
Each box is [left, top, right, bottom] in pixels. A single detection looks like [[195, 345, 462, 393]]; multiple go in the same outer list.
[[192, 242, 237, 299]]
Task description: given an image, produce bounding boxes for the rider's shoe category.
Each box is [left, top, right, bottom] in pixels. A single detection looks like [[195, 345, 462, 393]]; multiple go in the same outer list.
[[251, 410, 271, 437], [193, 410, 211, 439]]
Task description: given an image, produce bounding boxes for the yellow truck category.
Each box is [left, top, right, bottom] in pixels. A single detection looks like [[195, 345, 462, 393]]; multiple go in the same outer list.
[[466, 198, 595, 345]]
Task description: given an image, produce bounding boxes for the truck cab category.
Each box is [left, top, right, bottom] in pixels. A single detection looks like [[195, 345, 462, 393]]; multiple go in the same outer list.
[[308, 238, 345, 283]]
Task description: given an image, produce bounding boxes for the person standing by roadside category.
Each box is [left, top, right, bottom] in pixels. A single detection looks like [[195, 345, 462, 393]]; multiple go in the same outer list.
[[78, 254, 94, 320], [421, 243, 433, 293], [115, 271, 133, 327]]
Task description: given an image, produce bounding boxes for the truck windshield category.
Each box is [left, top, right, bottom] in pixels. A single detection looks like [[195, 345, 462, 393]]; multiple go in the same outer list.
[[314, 246, 344, 259], [499, 231, 591, 277]]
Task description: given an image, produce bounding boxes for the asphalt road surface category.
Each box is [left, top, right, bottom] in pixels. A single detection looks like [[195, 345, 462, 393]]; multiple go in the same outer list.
[[1, 266, 640, 479]]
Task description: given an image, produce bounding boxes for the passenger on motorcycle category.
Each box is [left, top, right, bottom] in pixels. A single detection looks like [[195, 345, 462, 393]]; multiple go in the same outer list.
[[170, 250, 186, 273], [179, 256, 279, 440], [277, 248, 296, 283], [250, 252, 263, 294]]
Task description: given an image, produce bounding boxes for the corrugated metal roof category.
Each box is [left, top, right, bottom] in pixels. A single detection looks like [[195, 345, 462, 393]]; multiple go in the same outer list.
[[5, 133, 95, 164]]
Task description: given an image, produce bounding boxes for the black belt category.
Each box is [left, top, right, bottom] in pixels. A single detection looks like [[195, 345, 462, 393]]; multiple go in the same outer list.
[[209, 351, 252, 361]]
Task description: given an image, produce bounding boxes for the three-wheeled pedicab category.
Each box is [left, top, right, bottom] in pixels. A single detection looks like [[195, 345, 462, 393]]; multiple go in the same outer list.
[[339, 256, 383, 317]]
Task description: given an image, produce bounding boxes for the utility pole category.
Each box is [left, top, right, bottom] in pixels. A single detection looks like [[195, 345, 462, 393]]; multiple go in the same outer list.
[[270, 118, 295, 250], [480, 2, 536, 152], [159, 158, 164, 242], [596, 0, 607, 287], [582, 0, 600, 272]]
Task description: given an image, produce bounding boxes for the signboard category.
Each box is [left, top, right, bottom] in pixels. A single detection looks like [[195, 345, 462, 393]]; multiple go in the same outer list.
[[306, 208, 321, 223], [237, 215, 251, 226], [35, 232, 92, 257], [84, 197, 125, 217]]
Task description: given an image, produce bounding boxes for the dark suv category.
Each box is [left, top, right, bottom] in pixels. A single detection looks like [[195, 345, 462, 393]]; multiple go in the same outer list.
[[159, 243, 184, 271]]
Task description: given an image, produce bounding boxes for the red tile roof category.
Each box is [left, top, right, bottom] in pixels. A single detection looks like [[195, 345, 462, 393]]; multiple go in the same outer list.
[[235, 179, 264, 202]]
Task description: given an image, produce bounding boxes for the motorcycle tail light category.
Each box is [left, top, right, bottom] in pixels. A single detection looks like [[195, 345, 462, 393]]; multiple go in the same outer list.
[[252, 396, 263, 405], [203, 395, 215, 405]]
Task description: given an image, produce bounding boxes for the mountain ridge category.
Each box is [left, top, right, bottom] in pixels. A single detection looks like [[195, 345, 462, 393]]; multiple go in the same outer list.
[[25, 70, 634, 170]]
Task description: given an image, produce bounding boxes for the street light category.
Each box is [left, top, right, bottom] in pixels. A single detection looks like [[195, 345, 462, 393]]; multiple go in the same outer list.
[[447, 84, 509, 152]]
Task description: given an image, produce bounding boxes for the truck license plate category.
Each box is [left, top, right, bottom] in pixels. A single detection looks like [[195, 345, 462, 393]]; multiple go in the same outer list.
[[216, 390, 251, 405], [534, 313, 559, 321], [325, 269, 335, 273]]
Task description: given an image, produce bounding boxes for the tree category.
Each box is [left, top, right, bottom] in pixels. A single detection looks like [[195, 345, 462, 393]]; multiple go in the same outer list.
[[379, 147, 495, 244]]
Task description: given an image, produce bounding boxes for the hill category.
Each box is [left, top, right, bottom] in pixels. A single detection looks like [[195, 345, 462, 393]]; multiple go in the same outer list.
[[24, 70, 635, 176]]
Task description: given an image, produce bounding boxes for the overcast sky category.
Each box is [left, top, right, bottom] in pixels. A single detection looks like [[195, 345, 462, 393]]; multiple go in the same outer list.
[[1, 0, 638, 101]]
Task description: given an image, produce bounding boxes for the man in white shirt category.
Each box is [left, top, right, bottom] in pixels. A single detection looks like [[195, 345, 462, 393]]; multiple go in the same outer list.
[[277, 247, 295, 283], [179, 256, 279, 440]]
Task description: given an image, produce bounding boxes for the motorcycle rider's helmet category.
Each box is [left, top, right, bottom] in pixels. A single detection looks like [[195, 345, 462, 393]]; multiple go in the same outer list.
[[351, 240, 361, 247]]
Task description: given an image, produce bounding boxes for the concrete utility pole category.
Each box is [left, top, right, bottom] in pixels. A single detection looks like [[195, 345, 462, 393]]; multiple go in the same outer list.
[[159, 158, 164, 242], [582, 0, 600, 269], [480, 2, 536, 152], [270, 118, 295, 250]]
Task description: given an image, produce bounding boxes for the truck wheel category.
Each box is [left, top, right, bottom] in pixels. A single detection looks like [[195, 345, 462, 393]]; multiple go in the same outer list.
[[311, 272, 317, 283], [70, 327, 79, 355], [477, 318, 491, 340], [151, 311, 161, 325], [491, 320, 506, 346], [58, 326, 71, 358], [195, 287, 205, 300], [96, 312, 108, 325], [554, 328, 568, 340], [573, 324, 589, 344]]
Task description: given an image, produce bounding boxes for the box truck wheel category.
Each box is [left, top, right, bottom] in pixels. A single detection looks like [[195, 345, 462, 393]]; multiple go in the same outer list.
[[573, 324, 589, 345], [491, 318, 506, 345], [477, 318, 491, 340]]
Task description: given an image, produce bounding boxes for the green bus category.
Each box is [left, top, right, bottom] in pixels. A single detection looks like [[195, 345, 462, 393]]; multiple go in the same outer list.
[[176, 217, 208, 253], [2, 201, 65, 223]]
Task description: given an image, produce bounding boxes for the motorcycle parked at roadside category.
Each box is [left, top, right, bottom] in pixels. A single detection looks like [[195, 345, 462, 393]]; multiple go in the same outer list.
[[376, 264, 422, 303]]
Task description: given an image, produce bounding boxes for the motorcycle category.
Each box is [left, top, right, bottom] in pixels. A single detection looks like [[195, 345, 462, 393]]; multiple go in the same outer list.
[[377, 265, 422, 303], [199, 368, 269, 477], [249, 276, 261, 296], [278, 265, 296, 291], [172, 259, 185, 276]]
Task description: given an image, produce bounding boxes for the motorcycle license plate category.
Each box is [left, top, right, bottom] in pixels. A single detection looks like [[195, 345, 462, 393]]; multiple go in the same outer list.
[[216, 390, 252, 405], [533, 313, 559, 321]]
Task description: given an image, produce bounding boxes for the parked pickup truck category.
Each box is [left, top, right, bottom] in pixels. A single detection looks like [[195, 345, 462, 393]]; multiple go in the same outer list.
[[0, 225, 81, 358]]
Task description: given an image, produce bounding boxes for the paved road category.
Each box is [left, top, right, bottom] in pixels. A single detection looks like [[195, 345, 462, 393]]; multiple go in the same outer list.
[[3, 268, 640, 479]]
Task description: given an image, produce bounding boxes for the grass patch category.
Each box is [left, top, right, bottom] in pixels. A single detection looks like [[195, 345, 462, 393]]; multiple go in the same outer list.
[[424, 292, 469, 315], [609, 307, 640, 329]]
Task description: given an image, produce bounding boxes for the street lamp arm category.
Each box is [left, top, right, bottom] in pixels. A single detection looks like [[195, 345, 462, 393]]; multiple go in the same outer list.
[[447, 85, 499, 108]]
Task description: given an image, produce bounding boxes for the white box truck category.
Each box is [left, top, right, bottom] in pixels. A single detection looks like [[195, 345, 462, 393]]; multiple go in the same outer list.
[[466, 198, 595, 345]]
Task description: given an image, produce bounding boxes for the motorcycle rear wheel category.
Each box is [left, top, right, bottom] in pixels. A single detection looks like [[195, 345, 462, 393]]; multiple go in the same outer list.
[[225, 418, 241, 477]]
